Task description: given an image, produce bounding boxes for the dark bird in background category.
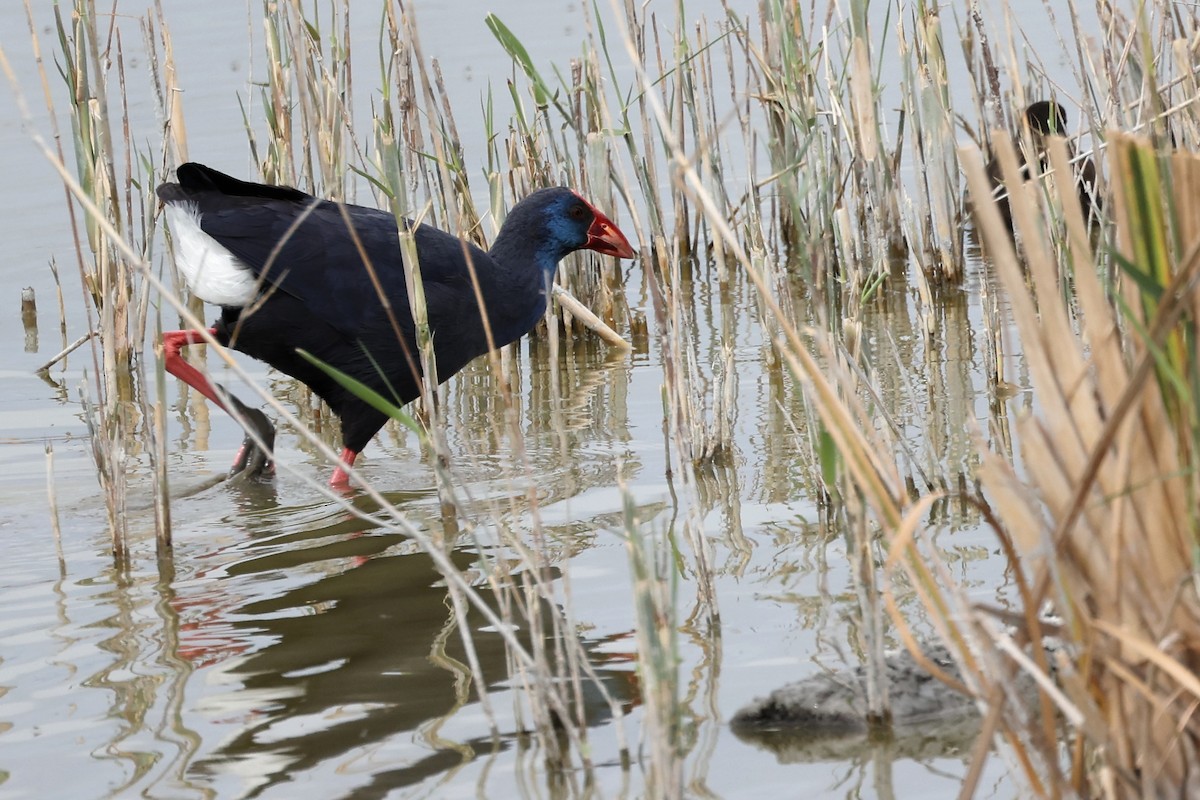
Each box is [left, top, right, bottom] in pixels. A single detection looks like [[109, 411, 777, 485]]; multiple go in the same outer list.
[[985, 100, 1101, 226], [157, 163, 636, 487]]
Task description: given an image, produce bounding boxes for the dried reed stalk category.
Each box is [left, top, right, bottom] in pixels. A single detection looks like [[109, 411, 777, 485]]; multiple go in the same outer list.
[[958, 128, 1200, 796]]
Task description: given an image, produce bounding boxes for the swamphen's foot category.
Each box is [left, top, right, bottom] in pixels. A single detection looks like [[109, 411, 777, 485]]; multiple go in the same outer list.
[[223, 391, 276, 481]]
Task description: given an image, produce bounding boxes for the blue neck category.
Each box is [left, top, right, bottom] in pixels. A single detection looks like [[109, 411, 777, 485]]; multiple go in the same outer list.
[[487, 230, 565, 344]]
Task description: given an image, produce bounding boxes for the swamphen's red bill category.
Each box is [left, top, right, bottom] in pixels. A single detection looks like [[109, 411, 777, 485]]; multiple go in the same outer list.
[[574, 191, 636, 259], [157, 163, 638, 489]]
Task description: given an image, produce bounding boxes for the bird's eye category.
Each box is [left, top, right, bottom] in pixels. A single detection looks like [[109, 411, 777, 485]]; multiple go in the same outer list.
[[568, 203, 588, 220]]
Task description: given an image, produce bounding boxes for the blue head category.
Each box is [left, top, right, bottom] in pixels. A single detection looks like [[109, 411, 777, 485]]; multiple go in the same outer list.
[[480, 187, 636, 343], [492, 187, 635, 281]]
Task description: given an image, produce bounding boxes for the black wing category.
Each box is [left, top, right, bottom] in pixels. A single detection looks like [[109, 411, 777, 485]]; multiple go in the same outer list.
[[192, 189, 490, 341]]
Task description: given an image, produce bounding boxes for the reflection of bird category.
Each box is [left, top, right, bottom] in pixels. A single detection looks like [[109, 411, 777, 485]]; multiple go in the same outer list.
[[178, 535, 638, 795], [985, 101, 1101, 226], [157, 163, 635, 486]]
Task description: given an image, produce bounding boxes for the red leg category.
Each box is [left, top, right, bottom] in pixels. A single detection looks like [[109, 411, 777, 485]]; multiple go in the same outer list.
[[330, 447, 358, 488], [163, 328, 229, 410]]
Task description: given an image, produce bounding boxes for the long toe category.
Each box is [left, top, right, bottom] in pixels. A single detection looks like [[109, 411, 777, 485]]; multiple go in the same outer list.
[[230, 432, 274, 480], [224, 394, 276, 481]]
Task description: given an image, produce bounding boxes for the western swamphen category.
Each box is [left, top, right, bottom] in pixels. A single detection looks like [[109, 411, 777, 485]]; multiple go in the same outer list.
[[985, 100, 1101, 227], [158, 163, 635, 487]]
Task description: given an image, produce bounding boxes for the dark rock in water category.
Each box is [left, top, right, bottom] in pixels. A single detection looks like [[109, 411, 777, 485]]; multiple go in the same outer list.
[[731, 644, 985, 763], [732, 644, 975, 733]]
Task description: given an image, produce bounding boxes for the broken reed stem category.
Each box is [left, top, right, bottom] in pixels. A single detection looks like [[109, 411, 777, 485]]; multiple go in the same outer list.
[[551, 286, 631, 349], [35, 331, 96, 374]]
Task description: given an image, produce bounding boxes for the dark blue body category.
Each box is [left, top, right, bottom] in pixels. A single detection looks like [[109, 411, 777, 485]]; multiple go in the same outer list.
[[159, 163, 596, 453]]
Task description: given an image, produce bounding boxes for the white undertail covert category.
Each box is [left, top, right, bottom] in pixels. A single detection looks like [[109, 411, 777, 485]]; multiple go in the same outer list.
[[165, 203, 259, 306]]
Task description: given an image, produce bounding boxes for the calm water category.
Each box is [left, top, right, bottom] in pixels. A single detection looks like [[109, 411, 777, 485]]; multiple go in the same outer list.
[[0, 1, 1089, 797]]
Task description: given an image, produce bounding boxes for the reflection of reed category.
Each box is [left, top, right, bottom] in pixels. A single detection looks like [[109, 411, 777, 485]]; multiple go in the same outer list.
[[446, 336, 635, 505], [86, 564, 174, 794], [147, 559, 207, 797]]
